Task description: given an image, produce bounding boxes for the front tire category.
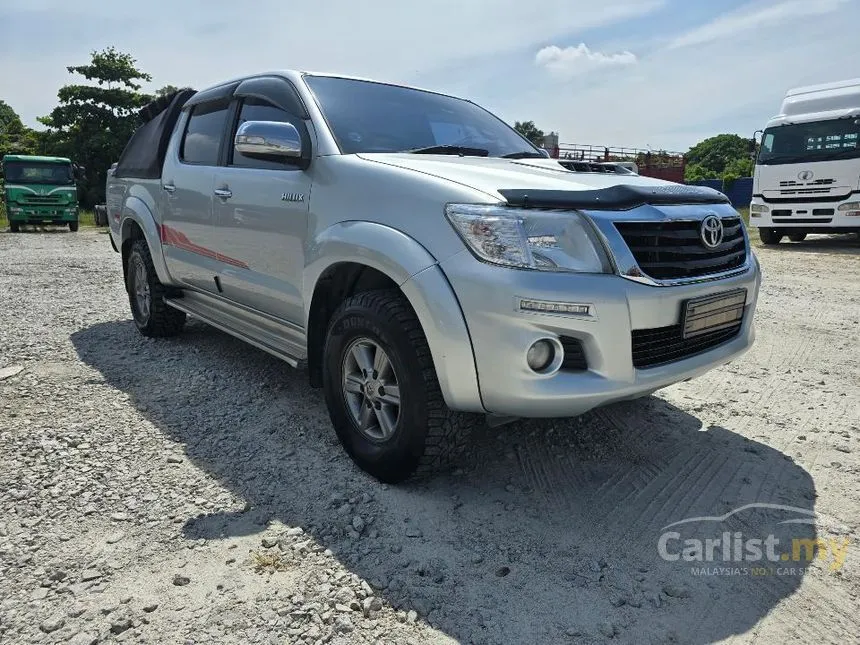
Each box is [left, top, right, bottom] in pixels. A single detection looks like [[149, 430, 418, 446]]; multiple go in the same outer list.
[[322, 289, 478, 483], [126, 239, 186, 337], [9, 221, 20, 233], [69, 221, 79, 232], [788, 232, 807, 242], [759, 228, 783, 245]]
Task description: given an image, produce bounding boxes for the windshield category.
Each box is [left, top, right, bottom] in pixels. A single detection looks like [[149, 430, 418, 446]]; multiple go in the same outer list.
[[758, 117, 860, 165], [3, 161, 74, 185], [304, 75, 540, 157]]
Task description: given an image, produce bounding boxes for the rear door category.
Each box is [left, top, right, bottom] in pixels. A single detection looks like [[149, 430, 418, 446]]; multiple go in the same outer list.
[[160, 98, 231, 292], [212, 88, 312, 325]]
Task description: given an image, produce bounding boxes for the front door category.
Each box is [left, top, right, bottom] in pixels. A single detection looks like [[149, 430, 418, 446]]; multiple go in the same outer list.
[[212, 96, 311, 325], [160, 99, 231, 292]]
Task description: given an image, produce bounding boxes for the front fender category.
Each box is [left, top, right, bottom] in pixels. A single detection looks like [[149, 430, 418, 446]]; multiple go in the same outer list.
[[304, 221, 485, 413], [120, 196, 173, 285]]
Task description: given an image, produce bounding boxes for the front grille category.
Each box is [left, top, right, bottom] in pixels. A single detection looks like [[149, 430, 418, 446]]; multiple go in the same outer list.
[[21, 194, 64, 204], [632, 319, 743, 369], [812, 208, 835, 216], [772, 209, 792, 217], [559, 337, 587, 371], [615, 217, 746, 280]]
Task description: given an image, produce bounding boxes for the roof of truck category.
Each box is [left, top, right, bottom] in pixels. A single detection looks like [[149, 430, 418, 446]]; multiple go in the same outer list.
[[766, 77, 860, 128], [2, 154, 72, 164]]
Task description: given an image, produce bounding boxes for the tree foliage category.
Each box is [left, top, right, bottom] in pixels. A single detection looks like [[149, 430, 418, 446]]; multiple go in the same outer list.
[[684, 133, 754, 183], [37, 47, 153, 207], [0, 100, 40, 158], [514, 120, 545, 146]]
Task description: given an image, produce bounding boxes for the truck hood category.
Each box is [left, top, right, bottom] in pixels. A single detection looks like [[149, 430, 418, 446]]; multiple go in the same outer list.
[[754, 159, 859, 201], [357, 154, 676, 201]]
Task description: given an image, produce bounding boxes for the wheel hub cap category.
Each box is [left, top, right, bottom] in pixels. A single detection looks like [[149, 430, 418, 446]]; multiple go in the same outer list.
[[342, 338, 401, 441]]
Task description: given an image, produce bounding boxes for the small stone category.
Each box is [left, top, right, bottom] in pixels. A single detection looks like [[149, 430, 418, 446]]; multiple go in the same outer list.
[[81, 569, 102, 582], [106, 532, 125, 544], [285, 527, 303, 536], [406, 610, 418, 624], [598, 621, 617, 638], [67, 605, 87, 618], [0, 365, 24, 380], [335, 587, 356, 604], [142, 603, 158, 613], [471, 554, 484, 564], [110, 617, 133, 634], [334, 615, 354, 633], [32, 587, 49, 600], [352, 516, 365, 533], [662, 583, 691, 599], [120, 595, 133, 604], [172, 574, 191, 586], [39, 613, 65, 633], [405, 527, 423, 538], [495, 566, 511, 577], [69, 633, 98, 645], [261, 537, 278, 548], [166, 454, 183, 463], [110, 512, 129, 522]]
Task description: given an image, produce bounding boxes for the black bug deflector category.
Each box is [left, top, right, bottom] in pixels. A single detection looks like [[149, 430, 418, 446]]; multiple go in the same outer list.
[[499, 184, 729, 211]]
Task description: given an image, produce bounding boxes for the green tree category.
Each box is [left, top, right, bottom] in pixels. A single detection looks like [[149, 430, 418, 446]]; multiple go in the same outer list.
[[0, 100, 39, 157], [684, 134, 753, 182], [514, 120, 545, 146], [38, 47, 153, 207], [155, 84, 180, 98]]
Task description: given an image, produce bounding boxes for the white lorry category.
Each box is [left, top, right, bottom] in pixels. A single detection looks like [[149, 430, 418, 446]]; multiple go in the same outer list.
[[750, 78, 860, 244]]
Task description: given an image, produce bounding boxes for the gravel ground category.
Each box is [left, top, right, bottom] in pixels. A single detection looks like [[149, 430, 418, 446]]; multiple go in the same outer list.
[[1, 229, 858, 645]]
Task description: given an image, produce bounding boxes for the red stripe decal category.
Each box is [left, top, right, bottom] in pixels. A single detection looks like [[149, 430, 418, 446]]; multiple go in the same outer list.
[[160, 224, 250, 270]]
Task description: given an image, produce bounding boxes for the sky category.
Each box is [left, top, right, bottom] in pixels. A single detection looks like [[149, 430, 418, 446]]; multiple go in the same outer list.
[[1, 0, 859, 152]]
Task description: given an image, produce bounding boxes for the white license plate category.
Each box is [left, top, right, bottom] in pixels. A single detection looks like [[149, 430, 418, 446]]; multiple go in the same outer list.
[[682, 289, 746, 339]]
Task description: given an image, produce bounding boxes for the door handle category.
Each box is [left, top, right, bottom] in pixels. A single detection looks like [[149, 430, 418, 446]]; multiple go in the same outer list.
[[214, 188, 232, 199], [162, 183, 176, 194]]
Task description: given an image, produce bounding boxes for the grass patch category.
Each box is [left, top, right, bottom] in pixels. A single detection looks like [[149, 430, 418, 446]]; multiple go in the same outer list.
[[0, 208, 98, 230]]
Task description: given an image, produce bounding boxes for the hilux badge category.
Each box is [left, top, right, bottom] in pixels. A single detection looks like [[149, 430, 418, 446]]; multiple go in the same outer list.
[[700, 215, 724, 249], [281, 192, 305, 203]]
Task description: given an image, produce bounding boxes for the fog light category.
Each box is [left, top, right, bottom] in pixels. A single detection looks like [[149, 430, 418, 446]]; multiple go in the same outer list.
[[527, 340, 555, 372]]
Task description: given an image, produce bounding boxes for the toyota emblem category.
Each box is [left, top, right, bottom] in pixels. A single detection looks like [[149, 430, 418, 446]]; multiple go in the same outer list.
[[700, 215, 724, 249], [798, 170, 814, 181]]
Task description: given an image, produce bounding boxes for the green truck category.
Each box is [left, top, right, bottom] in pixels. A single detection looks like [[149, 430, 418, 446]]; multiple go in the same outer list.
[[1, 154, 81, 232]]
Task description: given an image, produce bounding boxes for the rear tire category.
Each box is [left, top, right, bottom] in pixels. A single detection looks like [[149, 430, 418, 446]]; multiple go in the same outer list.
[[9, 221, 20, 233], [788, 232, 807, 242], [759, 228, 783, 245], [322, 289, 479, 483], [68, 221, 79, 232], [126, 239, 186, 337]]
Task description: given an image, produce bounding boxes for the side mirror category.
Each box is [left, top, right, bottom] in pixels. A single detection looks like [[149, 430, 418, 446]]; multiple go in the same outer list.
[[235, 120, 302, 159], [73, 164, 87, 182]]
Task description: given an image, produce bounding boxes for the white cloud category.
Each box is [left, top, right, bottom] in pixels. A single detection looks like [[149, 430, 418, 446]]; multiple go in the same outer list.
[[535, 44, 637, 78], [667, 0, 852, 50]]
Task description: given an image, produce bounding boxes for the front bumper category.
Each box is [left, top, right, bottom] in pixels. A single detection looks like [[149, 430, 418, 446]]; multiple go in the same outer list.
[[8, 207, 78, 223], [440, 251, 761, 417], [749, 196, 860, 230]]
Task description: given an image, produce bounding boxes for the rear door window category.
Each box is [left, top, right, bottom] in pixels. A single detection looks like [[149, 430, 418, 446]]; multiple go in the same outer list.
[[181, 101, 230, 165]]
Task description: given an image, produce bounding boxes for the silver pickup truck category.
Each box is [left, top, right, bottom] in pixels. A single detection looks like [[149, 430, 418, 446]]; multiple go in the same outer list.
[[107, 71, 761, 482]]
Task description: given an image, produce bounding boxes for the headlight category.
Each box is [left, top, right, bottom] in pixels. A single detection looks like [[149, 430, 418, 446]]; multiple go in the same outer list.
[[837, 201, 860, 216], [749, 204, 769, 215], [444, 203, 611, 273]]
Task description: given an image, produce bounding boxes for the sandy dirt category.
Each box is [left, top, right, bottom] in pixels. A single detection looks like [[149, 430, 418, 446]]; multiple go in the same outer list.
[[1, 229, 858, 644]]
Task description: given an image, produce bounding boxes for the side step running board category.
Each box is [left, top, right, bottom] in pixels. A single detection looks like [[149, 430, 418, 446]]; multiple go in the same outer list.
[[165, 292, 307, 369]]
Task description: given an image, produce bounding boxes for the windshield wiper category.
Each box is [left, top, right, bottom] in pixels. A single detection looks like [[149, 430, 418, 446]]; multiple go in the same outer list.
[[407, 145, 489, 157], [501, 151, 546, 159]]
